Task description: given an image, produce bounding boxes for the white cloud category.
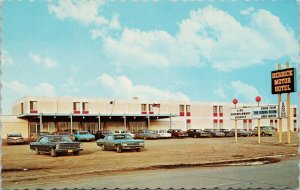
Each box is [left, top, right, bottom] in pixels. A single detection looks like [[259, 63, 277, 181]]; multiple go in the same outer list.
[[60, 77, 81, 92], [102, 6, 297, 71], [48, 0, 107, 25], [97, 73, 190, 101], [2, 50, 14, 65], [3, 80, 56, 96], [70, 65, 79, 73], [28, 52, 58, 69], [103, 28, 202, 68], [213, 82, 228, 100], [240, 6, 255, 15], [230, 80, 261, 103]]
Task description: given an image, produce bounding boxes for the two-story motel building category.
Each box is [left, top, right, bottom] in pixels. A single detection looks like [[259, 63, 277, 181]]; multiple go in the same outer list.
[[1, 96, 298, 139]]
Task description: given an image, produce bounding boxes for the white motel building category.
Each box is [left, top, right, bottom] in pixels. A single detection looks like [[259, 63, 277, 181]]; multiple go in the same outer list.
[[1, 96, 298, 139]]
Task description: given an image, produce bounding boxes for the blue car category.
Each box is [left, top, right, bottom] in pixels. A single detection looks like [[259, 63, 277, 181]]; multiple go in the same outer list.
[[74, 131, 95, 141]]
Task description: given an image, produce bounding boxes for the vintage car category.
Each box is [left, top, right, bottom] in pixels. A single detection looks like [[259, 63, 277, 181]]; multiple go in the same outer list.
[[6, 133, 26, 145], [96, 134, 144, 153], [154, 129, 172, 138], [114, 130, 135, 138], [187, 129, 209, 138], [219, 129, 234, 137], [167, 129, 188, 138], [30, 135, 83, 157], [64, 129, 78, 135], [230, 129, 250, 137], [93, 130, 113, 140], [134, 130, 160, 139], [203, 129, 225, 137], [52, 131, 75, 141], [73, 131, 95, 141], [251, 126, 275, 136], [30, 132, 50, 142]]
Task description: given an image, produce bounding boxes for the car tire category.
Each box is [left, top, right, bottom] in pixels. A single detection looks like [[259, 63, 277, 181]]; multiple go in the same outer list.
[[50, 148, 57, 157], [102, 145, 107, 151], [73, 151, 79, 156], [35, 147, 40, 155], [116, 145, 122, 153], [136, 148, 141, 152], [193, 134, 197, 138], [75, 137, 78, 141], [262, 132, 265, 136]]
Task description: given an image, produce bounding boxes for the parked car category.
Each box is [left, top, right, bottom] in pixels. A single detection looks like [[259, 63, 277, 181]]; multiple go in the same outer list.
[[114, 130, 135, 138], [96, 134, 145, 153], [30, 135, 83, 157], [64, 129, 78, 135], [230, 129, 250, 137], [153, 129, 172, 138], [93, 130, 113, 140], [134, 130, 160, 139], [167, 129, 188, 138], [187, 129, 209, 138], [73, 131, 95, 141], [6, 133, 26, 145], [251, 126, 275, 136], [30, 132, 50, 142], [203, 129, 225, 137], [52, 131, 75, 141], [219, 129, 234, 137]]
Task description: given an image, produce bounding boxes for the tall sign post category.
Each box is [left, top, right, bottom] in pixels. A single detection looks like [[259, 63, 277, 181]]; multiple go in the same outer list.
[[271, 63, 296, 144], [256, 96, 261, 144], [277, 64, 283, 143], [286, 62, 291, 144], [233, 99, 238, 143]]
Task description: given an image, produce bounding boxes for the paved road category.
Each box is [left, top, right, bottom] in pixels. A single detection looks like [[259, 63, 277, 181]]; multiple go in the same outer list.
[[6, 158, 299, 189]]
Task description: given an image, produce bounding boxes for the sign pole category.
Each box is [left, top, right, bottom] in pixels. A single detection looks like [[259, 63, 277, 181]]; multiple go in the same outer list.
[[278, 64, 283, 144], [286, 62, 291, 144], [256, 96, 261, 144], [232, 99, 238, 143]]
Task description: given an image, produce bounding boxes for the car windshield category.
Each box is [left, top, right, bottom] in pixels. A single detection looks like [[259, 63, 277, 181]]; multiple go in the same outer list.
[[7, 133, 22, 137], [48, 136, 72, 142], [196, 129, 202, 132], [148, 130, 155, 133], [159, 130, 167, 133], [114, 134, 132, 140], [58, 132, 69, 135], [79, 131, 89, 135]]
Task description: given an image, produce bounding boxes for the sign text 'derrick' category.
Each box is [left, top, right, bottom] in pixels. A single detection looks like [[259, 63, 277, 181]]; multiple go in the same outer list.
[[271, 68, 296, 94]]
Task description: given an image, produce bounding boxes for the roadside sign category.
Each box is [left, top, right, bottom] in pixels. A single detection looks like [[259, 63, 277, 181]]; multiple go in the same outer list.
[[252, 105, 278, 119], [230, 108, 253, 120], [271, 68, 296, 94], [279, 101, 287, 118]]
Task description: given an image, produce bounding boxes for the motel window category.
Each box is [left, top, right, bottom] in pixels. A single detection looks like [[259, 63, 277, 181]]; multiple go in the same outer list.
[[179, 105, 184, 112], [30, 101, 37, 111], [270, 120, 274, 127], [248, 120, 252, 130], [294, 120, 297, 131], [243, 120, 247, 130], [293, 108, 297, 117], [82, 102, 89, 111], [21, 103, 24, 114], [219, 106, 223, 113], [73, 102, 80, 111], [213, 119, 218, 129], [213, 106, 217, 117], [141, 104, 147, 112], [219, 119, 223, 129], [186, 105, 191, 112], [149, 104, 153, 112]]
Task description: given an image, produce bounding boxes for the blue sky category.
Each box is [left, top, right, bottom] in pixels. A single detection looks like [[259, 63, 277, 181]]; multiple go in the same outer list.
[[2, 0, 298, 114]]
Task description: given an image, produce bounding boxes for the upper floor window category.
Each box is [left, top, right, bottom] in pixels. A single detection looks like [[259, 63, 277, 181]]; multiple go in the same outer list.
[[186, 105, 191, 112], [149, 104, 153, 112], [219, 106, 223, 113], [82, 102, 88, 111], [179, 105, 184, 112], [73, 102, 80, 111], [293, 108, 297, 117], [141, 104, 147, 113], [213, 106, 217, 113], [30, 101, 37, 113]]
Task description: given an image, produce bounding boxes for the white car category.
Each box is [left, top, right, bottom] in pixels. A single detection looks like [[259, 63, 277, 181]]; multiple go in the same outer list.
[[154, 130, 172, 138], [114, 130, 135, 138]]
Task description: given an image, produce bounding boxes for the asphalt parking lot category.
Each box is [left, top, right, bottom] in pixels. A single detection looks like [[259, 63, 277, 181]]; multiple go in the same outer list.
[[2, 133, 299, 188]]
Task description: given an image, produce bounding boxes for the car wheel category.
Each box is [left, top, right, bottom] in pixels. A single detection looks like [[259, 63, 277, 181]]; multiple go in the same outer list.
[[50, 148, 57, 157], [75, 137, 78, 141], [116, 145, 122, 153], [35, 147, 40, 155], [193, 134, 197, 138], [262, 132, 265, 136], [73, 151, 79, 156], [136, 148, 141, 152], [102, 145, 107, 151]]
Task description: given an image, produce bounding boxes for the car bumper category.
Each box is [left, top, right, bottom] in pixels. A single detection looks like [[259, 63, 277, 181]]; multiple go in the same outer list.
[[55, 148, 83, 153], [7, 140, 25, 144], [121, 145, 144, 150], [78, 137, 95, 141]]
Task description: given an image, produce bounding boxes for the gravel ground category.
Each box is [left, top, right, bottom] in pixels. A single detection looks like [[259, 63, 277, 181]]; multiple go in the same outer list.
[[2, 133, 299, 188]]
